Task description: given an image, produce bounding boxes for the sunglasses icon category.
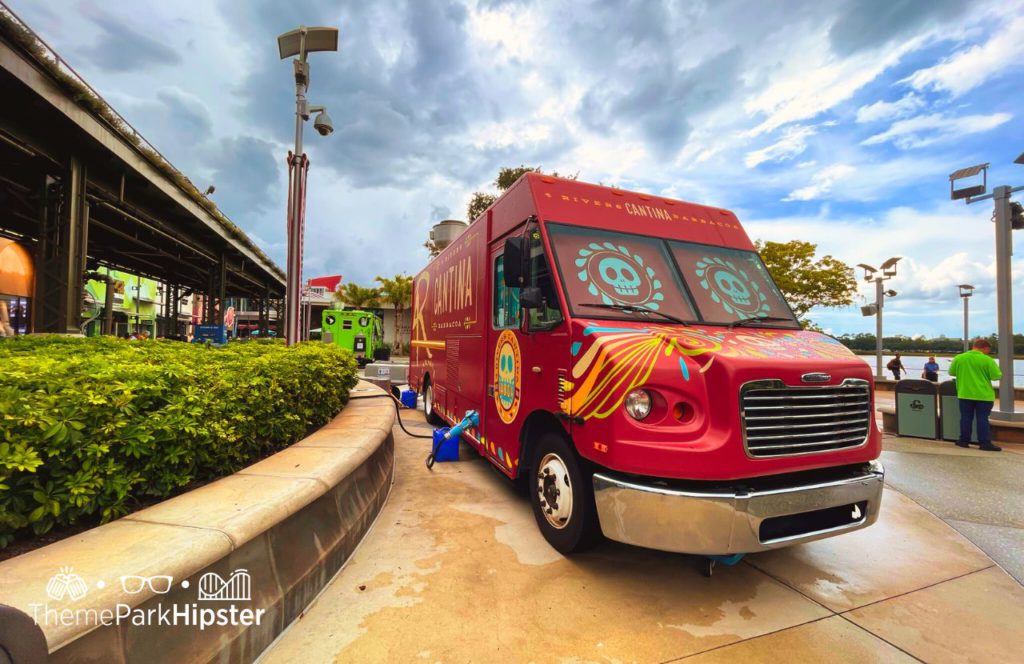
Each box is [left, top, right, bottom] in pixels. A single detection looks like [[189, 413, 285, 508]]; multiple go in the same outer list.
[[119, 575, 173, 594]]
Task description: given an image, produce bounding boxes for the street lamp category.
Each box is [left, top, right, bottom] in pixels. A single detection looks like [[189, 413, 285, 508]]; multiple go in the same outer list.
[[277, 25, 339, 346], [950, 157, 1024, 420], [857, 258, 901, 379], [958, 284, 975, 353]]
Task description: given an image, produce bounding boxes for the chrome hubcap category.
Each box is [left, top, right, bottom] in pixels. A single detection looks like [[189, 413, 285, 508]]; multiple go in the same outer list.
[[425, 385, 433, 415], [536, 453, 573, 529]]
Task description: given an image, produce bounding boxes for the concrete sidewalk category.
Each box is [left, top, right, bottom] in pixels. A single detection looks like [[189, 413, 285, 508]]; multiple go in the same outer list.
[[880, 435, 1024, 583], [262, 411, 1022, 663]]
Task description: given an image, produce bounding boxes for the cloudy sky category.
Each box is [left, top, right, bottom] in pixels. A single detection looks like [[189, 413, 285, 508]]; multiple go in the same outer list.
[[10, 0, 1024, 337]]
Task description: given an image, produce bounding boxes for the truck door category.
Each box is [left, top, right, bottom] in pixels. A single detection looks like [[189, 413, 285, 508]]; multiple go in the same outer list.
[[484, 226, 568, 477]]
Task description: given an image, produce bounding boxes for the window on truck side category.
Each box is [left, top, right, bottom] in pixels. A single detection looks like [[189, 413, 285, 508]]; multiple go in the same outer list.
[[493, 254, 521, 329], [525, 228, 564, 332]]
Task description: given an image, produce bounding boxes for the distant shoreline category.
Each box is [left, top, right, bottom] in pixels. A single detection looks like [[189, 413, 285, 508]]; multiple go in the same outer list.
[[850, 350, 1024, 360]]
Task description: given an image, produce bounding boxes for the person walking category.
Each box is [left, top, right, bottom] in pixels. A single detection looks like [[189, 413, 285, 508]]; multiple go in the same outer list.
[[923, 355, 940, 382], [887, 352, 906, 380], [948, 338, 1002, 452]]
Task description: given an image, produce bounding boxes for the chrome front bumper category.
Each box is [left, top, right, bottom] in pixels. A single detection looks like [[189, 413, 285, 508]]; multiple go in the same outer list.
[[592, 461, 884, 555]]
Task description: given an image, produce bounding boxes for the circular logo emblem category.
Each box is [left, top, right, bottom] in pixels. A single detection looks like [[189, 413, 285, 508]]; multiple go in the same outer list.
[[695, 256, 770, 318], [359, 317, 369, 327], [325, 315, 336, 326], [575, 242, 663, 309], [493, 329, 521, 424]]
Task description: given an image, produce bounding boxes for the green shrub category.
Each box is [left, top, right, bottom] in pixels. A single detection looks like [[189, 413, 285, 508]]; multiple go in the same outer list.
[[0, 336, 359, 548]]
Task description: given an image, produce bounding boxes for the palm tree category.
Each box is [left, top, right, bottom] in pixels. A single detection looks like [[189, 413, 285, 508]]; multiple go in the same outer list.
[[333, 283, 380, 310], [375, 274, 413, 352]]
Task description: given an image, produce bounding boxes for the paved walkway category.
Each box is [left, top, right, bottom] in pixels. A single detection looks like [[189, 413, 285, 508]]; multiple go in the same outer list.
[[262, 411, 1022, 663], [880, 436, 1024, 583]]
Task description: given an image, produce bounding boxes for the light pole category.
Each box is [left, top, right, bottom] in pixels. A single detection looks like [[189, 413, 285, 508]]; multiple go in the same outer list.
[[277, 26, 338, 346], [949, 156, 1024, 420], [958, 284, 975, 352], [857, 258, 901, 380]]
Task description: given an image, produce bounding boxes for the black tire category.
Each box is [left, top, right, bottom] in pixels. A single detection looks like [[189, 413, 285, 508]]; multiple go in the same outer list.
[[423, 380, 445, 426], [529, 433, 601, 553]]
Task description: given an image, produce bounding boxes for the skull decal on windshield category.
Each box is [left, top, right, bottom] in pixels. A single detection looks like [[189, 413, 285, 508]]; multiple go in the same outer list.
[[598, 256, 641, 296], [576, 242, 663, 309], [696, 256, 770, 317]]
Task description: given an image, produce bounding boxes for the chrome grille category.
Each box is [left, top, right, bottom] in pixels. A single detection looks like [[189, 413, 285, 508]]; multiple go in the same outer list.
[[741, 380, 871, 458]]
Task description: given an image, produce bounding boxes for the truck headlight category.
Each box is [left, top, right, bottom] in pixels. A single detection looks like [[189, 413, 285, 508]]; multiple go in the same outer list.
[[624, 389, 652, 420]]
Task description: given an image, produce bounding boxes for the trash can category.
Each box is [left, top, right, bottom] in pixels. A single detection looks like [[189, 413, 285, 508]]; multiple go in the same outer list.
[[939, 380, 977, 442], [895, 379, 938, 439]]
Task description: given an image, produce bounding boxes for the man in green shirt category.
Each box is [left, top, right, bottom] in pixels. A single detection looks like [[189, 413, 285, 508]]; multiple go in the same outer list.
[[948, 338, 1003, 451]]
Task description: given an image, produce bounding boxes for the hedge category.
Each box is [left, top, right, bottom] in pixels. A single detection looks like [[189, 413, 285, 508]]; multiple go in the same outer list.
[[0, 336, 359, 548]]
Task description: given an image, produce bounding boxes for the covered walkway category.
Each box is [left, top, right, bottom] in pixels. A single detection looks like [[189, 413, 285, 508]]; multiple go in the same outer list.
[[0, 7, 283, 335]]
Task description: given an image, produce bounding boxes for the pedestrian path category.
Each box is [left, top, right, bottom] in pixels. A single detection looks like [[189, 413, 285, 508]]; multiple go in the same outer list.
[[881, 435, 1024, 583], [261, 411, 1023, 663]]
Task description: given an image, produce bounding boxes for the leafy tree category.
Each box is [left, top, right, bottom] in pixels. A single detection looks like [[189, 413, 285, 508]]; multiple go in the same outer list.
[[332, 283, 380, 309], [465, 165, 578, 221], [375, 274, 413, 351], [755, 239, 857, 323]]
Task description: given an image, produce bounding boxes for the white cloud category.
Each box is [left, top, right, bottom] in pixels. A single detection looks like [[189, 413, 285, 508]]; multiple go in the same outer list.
[[783, 164, 855, 201], [903, 16, 1024, 97], [744, 125, 817, 167], [862, 112, 1011, 149], [744, 34, 925, 136], [744, 205, 1024, 335], [855, 93, 925, 123]]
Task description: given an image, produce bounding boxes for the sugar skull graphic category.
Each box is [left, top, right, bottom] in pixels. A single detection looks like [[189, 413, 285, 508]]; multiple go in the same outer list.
[[695, 256, 770, 317], [493, 329, 521, 423], [575, 242, 663, 309]]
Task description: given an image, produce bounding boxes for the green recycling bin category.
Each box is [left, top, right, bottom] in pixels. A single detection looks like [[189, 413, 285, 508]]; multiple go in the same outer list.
[[939, 380, 977, 442], [895, 379, 938, 439]]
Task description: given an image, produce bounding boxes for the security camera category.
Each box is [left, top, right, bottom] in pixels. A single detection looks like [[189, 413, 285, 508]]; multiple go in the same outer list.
[[313, 109, 333, 136]]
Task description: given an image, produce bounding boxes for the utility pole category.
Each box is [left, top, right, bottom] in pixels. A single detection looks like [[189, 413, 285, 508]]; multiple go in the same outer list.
[[277, 26, 338, 346], [949, 158, 1024, 421], [857, 258, 901, 380], [958, 284, 974, 353]]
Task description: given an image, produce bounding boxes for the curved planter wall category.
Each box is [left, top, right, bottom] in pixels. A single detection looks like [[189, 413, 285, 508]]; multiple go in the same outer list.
[[0, 382, 395, 664]]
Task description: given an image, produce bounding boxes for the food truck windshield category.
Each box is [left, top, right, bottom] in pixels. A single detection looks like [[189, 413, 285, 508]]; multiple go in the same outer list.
[[546, 223, 801, 328]]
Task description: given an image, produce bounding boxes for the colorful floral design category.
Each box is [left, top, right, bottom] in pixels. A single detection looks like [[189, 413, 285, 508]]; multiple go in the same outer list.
[[561, 325, 854, 420]]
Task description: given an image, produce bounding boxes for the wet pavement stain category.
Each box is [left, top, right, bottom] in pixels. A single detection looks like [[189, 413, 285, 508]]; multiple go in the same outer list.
[[263, 414, 1022, 664]]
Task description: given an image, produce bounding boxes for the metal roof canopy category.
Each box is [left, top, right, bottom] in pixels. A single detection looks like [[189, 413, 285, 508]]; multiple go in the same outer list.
[[0, 20, 284, 300]]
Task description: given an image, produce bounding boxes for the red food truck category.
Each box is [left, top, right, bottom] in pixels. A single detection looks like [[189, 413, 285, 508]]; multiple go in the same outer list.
[[410, 173, 883, 556]]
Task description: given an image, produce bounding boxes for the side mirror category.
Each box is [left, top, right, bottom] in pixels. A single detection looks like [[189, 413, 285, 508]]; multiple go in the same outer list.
[[520, 286, 543, 309], [503, 237, 527, 287]]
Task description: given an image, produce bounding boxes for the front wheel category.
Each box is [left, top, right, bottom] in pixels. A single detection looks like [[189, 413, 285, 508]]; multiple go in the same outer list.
[[529, 433, 601, 553], [423, 380, 444, 426]]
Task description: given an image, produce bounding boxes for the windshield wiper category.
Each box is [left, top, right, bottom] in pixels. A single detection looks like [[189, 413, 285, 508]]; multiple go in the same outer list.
[[580, 302, 691, 327], [728, 315, 794, 329]]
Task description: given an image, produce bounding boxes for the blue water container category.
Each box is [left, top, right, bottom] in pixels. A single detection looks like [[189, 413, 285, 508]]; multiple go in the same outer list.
[[400, 389, 418, 409], [431, 427, 460, 462]]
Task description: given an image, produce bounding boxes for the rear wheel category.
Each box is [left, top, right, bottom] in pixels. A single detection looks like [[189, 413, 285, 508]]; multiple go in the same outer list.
[[423, 380, 444, 426], [529, 433, 601, 553]]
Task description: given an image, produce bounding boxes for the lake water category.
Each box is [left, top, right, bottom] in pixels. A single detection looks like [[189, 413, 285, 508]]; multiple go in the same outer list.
[[856, 354, 1024, 387]]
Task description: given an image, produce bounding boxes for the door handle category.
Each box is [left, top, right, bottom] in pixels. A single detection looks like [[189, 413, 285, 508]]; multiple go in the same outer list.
[[487, 385, 495, 397]]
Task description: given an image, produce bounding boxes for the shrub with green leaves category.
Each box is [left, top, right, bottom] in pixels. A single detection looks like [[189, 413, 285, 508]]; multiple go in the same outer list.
[[0, 336, 359, 548]]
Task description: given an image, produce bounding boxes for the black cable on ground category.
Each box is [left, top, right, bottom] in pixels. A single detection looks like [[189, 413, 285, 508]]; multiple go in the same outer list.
[[386, 393, 435, 440], [347, 390, 438, 467]]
